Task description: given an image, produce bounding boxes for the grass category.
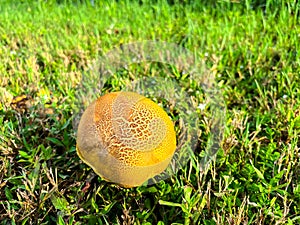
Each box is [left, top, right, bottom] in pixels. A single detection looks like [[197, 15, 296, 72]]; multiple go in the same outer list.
[[0, 0, 299, 224]]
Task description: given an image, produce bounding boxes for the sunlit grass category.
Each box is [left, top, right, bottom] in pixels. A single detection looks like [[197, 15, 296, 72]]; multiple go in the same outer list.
[[0, 0, 299, 224]]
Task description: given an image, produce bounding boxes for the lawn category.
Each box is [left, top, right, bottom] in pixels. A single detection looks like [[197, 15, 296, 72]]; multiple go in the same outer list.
[[0, 0, 299, 224]]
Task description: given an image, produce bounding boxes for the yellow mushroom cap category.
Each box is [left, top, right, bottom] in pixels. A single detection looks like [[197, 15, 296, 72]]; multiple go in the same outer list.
[[76, 91, 176, 187]]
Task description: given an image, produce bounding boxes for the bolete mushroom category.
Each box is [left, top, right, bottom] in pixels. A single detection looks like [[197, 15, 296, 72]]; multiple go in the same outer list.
[[76, 91, 176, 187]]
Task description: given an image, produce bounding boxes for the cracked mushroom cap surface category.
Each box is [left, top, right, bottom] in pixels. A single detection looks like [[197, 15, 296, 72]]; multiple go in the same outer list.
[[76, 91, 177, 187]]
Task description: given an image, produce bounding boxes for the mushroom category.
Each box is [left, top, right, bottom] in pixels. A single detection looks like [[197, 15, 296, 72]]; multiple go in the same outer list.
[[76, 91, 176, 188]]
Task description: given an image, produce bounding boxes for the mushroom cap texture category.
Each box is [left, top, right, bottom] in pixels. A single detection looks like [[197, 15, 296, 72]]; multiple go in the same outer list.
[[76, 91, 176, 187]]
